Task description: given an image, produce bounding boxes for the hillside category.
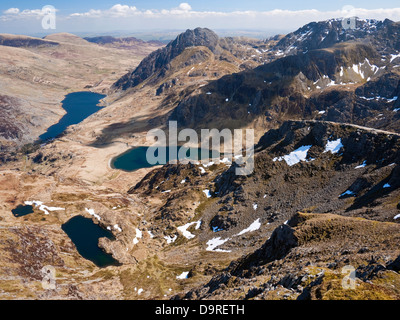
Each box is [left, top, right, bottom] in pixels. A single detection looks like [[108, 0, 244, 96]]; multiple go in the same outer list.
[[0, 32, 163, 155]]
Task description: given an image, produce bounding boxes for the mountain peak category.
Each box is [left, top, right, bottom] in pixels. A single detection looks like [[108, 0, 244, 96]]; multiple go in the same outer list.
[[172, 27, 219, 52], [273, 18, 397, 56], [112, 27, 220, 90]]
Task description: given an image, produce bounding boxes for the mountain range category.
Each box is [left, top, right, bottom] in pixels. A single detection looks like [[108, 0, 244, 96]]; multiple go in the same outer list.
[[0, 18, 399, 300]]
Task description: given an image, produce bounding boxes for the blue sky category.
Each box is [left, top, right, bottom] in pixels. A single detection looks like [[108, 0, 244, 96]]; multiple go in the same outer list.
[[1, 1, 400, 36], [1, 0, 400, 12]]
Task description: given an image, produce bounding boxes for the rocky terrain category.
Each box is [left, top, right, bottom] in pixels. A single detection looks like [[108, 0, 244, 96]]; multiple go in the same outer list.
[[169, 20, 400, 134], [0, 19, 400, 300]]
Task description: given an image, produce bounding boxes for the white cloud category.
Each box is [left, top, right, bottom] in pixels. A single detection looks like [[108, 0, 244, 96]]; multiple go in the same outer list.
[[178, 3, 192, 12], [2, 7, 53, 19], [70, 9, 102, 18], [109, 4, 138, 17], [2, 4, 400, 34], [70, 4, 138, 18], [62, 6, 400, 35], [4, 8, 20, 14], [20, 9, 47, 17], [70, 3, 195, 18], [67, 5, 400, 23]]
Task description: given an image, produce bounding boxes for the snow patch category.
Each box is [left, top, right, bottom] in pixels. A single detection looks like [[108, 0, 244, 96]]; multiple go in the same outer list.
[[324, 139, 343, 154], [176, 272, 189, 279], [206, 237, 231, 252], [273, 145, 312, 166], [236, 219, 261, 236], [133, 228, 142, 245], [202, 161, 215, 168], [390, 53, 400, 62], [203, 189, 212, 198], [164, 235, 177, 244], [355, 160, 367, 169], [24, 200, 65, 215], [177, 221, 201, 239], [85, 208, 101, 221], [147, 230, 155, 238]]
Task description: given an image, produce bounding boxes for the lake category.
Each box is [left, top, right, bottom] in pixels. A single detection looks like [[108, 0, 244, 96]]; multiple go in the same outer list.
[[61, 215, 120, 268], [39, 91, 106, 141], [110, 146, 220, 172], [11, 204, 34, 217]]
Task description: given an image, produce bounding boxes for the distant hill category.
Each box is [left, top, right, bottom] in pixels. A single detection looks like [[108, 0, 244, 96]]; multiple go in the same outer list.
[[84, 35, 164, 49], [0, 33, 58, 48]]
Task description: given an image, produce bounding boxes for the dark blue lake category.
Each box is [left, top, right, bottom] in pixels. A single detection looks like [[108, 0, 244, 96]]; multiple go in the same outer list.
[[111, 146, 219, 172], [61, 215, 119, 268], [12, 204, 34, 217], [39, 91, 106, 141]]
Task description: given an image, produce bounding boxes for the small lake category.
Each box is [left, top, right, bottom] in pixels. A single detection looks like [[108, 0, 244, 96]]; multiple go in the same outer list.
[[39, 91, 106, 141], [111, 146, 220, 172], [61, 216, 119, 268], [11, 204, 34, 217]]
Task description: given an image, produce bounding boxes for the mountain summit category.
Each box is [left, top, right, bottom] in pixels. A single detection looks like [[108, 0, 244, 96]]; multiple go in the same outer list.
[[113, 28, 219, 90]]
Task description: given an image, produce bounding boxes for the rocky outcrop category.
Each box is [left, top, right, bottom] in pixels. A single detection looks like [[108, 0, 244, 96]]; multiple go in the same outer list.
[[112, 28, 220, 90], [176, 212, 400, 300]]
